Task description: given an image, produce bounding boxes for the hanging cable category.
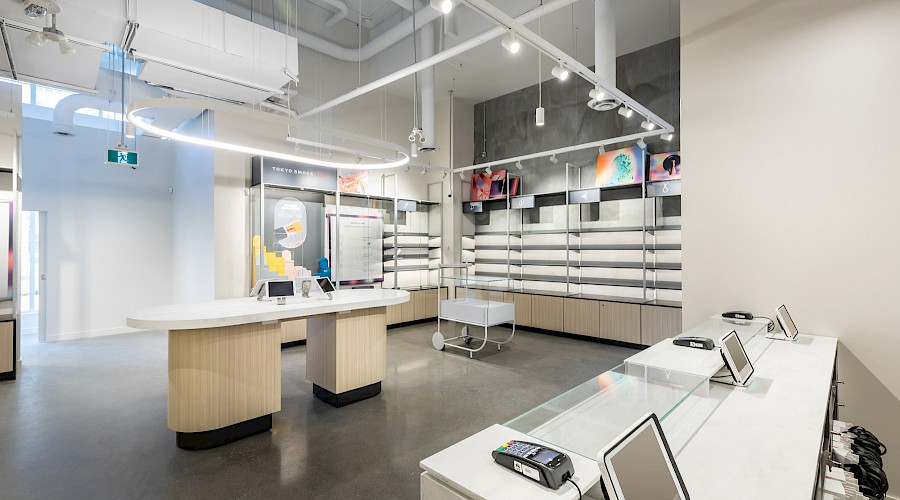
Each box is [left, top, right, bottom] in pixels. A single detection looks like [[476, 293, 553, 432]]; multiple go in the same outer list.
[[412, 0, 419, 133]]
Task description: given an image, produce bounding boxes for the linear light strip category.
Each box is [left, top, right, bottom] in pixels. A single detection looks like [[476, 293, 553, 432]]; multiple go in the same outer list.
[[127, 98, 410, 170]]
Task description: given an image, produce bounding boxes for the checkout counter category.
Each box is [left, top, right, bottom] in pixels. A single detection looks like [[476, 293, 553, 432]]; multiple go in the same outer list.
[[420, 316, 838, 499], [126, 288, 409, 450]]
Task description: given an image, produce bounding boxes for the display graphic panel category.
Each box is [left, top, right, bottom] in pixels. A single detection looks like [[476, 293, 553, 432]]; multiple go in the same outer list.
[[327, 214, 384, 285], [649, 151, 681, 182], [338, 169, 368, 194], [595, 146, 644, 187], [471, 170, 519, 201]]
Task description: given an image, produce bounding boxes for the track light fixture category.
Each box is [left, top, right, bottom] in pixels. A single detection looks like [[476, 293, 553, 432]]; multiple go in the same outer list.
[[501, 31, 521, 54], [355, 155, 363, 164], [636, 138, 647, 149], [26, 14, 75, 54], [441, 172, 448, 179], [618, 105, 633, 118], [459, 171, 465, 180], [515, 161, 523, 170], [535, 106, 545, 127], [640, 119, 656, 131], [328, 149, 334, 160], [551, 63, 569, 81], [598, 144, 605, 155], [589, 87, 604, 101], [661, 133, 674, 141], [25, 31, 44, 47], [429, 0, 453, 14], [549, 154, 558, 164], [421, 167, 427, 175], [485, 166, 492, 175]]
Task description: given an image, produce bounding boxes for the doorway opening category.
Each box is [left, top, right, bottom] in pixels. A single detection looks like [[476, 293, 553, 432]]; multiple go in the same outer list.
[[20, 211, 45, 341]]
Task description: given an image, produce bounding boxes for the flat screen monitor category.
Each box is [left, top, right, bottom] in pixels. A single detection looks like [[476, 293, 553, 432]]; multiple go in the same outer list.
[[775, 304, 799, 340], [720, 330, 754, 386], [265, 280, 295, 298], [598, 413, 689, 500]]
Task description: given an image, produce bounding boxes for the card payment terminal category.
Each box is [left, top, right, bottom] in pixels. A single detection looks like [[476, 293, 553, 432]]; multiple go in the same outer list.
[[492, 440, 575, 490]]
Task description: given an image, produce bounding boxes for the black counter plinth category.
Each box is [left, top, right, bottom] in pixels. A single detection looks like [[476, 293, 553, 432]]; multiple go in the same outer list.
[[176, 414, 272, 450], [313, 382, 381, 408]]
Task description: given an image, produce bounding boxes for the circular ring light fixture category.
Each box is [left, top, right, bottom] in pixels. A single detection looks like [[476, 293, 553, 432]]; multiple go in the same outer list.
[[127, 98, 411, 170]]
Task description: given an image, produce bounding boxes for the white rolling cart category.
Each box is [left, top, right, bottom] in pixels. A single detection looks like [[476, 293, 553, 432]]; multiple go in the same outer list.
[[432, 264, 516, 358]]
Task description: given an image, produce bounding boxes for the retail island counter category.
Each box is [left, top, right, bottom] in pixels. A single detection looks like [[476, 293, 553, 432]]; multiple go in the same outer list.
[[126, 289, 409, 449]]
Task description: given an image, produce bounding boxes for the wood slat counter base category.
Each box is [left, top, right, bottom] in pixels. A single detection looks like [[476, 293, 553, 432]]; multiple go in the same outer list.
[[168, 322, 281, 450], [306, 306, 387, 407], [0, 320, 14, 380]]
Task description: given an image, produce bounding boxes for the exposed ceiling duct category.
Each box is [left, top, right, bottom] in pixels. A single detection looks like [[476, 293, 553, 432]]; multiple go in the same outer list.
[[587, 0, 620, 112], [307, 0, 349, 28]]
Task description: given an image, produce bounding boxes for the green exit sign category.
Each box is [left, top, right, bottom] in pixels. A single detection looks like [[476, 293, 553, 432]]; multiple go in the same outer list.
[[107, 149, 138, 167]]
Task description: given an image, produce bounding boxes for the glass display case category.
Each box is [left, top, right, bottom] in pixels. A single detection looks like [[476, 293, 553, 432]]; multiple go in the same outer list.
[[505, 363, 708, 461]]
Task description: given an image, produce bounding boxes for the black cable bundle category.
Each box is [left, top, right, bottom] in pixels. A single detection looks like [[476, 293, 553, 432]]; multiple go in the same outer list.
[[845, 426, 889, 499]]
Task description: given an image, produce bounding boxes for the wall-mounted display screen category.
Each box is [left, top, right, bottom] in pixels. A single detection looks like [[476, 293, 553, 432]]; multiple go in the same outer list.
[[595, 146, 644, 187], [471, 170, 519, 201], [648, 151, 681, 182]]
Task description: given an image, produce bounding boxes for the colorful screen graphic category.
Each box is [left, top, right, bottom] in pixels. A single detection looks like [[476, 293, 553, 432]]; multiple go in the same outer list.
[[338, 169, 369, 194], [648, 151, 681, 182], [595, 146, 644, 187], [471, 170, 519, 201]]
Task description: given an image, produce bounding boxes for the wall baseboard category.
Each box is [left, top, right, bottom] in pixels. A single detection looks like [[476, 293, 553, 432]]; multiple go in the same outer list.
[[46, 326, 141, 342]]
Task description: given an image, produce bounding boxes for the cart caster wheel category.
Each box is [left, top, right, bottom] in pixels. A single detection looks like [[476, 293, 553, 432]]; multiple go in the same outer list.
[[432, 332, 445, 351], [464, 336, 473, 345]]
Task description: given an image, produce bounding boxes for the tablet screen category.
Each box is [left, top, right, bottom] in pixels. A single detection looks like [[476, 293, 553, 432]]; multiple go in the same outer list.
[[317, 278, 335, 293], [777, 305, 798, 338], [267, 280, 294, 297], [607, 422, 683, 500], [723, 333, 749, 373]]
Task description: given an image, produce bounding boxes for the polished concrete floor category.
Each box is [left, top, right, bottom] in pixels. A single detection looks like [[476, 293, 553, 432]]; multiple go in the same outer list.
[[0, 323, 638, 499]]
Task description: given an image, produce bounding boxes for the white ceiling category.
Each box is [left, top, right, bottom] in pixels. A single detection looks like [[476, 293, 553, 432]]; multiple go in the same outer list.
[[0, 0, 678, 105]]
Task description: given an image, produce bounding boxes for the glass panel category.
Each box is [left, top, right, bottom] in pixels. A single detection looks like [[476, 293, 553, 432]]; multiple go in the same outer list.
[[505, 363, 708, 460], [328, 193, 389, 287]]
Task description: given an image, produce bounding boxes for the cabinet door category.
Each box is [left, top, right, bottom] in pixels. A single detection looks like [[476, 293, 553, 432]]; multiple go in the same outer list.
[[419, 288, 439, 319], [513, 293, 532, 327], [599, 302, 641, 344], [0, 321, 12, 373], [280, 318, 307, 343], [641, 306, 682, 346], [386, 304, 402, 325], [400, 290, 417, 322], [564, 298, 600, 338], [531, 295, 564, 331]]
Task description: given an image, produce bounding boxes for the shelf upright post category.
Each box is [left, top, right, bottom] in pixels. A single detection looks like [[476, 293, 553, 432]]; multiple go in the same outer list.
[[335, 185, 341, 290], [565, 163, 570, 297], [641, 155, 648, 303], [394, 174, 399, 290]]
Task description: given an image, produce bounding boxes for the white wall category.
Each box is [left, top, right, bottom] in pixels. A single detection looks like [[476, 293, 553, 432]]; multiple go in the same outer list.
[[681, 0, 900, 492], [171, 114, 215, 303], [22, 118, 177, 340]]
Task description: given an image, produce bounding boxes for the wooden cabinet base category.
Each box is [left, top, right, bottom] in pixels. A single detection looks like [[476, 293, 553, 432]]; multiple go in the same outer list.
[[306, 307, 387, 406], [167, 323, 281, 437], [313, 382, 382, 408], [176, 414, 273, 450]]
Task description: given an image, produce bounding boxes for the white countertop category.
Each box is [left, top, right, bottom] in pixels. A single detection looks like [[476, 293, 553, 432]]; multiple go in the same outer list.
[[126, 289, 410, 330], [419, 424, 601, 500], [663, 334, 837, 500]]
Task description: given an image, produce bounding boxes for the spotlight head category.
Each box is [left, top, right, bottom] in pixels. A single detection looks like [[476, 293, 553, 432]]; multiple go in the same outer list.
[[617, 105, 633, 118], [549, 154, 558, 164], [535, 106, 545, 127], [636, 138, 647, 149], [551, 63, 569, 81], [25, 31, 45, 47], [588, 88, 604, 100], [409, 132, 417, 142], [355, 155, 363, 164], [598, 145, 605, 155], [515, 161, 523, 170], [57, 38, 75, 55], [485, 166, 492, 175], [441, 172, 448, 179], [421, 167, 427, 175], [430, 0, 453, 14], [501, 32, 520, 54], [459, 171, 465, 180], [640, 119, 656, 131], [327, 149, 334, 159], [661, 133, 674, 141]]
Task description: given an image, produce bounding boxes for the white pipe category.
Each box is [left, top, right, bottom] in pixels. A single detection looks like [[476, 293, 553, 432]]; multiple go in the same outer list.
[[595, 0, 616, 88], [298, 0, 579, 119], [420, 22, 436, 150], [306, 0, 349, 28], [52, 95, 122, 135], [453, 130, 667, 173], [293, 5, 441, 61]]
